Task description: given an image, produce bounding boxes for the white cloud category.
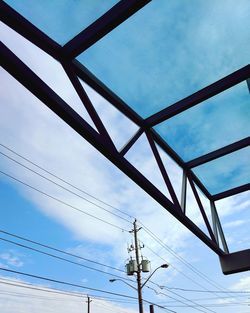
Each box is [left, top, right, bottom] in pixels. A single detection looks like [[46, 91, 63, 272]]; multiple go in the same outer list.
[[0, 13, 250, 313], [0, 277, 138, 313], [231, 277, 250, 291], [224, 220, 248, 228], [0, 251, 24, 268]]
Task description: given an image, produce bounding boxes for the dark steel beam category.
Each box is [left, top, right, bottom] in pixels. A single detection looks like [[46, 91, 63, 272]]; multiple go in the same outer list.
[[0, 2, 144, 126], [0, 5, 214, 201], [145, 65, 250, 127], [72, 60, 144, 126], [210, 201, 229, 253], [212, 183, 250, 201], [146, 132, 181, 209], [151, 130, 212, 200], [186, 137, 250, 168], [181, 171, 187, 214], [187, 175, 217, 243], [62, 62, 116, 150], [120, 128, 144, 156], [220, 249, 250, 275], [0, 1, 62, 61], [63, 0, 151, 58], [247, 78, 250, 92], [1, 42, 225, 256]]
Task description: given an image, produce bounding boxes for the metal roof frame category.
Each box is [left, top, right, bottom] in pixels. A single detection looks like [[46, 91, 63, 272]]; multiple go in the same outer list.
[[0, 0, 249, 274]]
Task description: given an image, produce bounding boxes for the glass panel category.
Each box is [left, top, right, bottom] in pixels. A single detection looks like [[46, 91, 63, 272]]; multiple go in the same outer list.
[[155, 82, 250, 161], [0, 21, 97, 130], [216, 191, 250, 252], [79, 0, 250, 117], [5, 0, 118, 44], [80, 79, 139, 150], [193, 147, 250, 195]]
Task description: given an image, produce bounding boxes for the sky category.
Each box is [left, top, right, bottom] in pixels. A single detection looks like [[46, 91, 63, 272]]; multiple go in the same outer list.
[[0, 1, 250, 313]]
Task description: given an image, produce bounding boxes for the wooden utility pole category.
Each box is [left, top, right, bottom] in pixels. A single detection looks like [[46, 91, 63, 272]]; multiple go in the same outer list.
[[133, 219, 144, 313], [87, 296, 92, 313], [149, 304, 154, 313]]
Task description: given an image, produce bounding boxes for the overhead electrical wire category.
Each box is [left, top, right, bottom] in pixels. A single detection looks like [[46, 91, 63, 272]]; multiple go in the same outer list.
[[0, 278, 136, 303], [0, 267, 138, 299], [0, 236, 136, 283], [0, 279, 87, 298], [139, 221, 233, 294], [0, 142, 133, 220], [0, 150, 131, 224], [0, 268, 177, 313], [0, 143, 240, 298], [161, 286, 250, 294], [0, 143, 229, 292], [0, 169, 127, 232], [143, 242, 214, 293], [0, 290, 82, 302], [1, 234, 217, 313], [0, 229, 124, 273], [139, 222, 236, 298], [145, 285, 215, 313]]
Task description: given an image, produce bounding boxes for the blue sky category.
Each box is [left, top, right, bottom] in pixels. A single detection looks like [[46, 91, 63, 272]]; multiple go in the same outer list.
[[1, 1, 250, 313]]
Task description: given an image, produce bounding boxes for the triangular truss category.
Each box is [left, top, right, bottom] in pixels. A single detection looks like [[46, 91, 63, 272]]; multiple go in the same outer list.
[[0, 0, 249, 274]]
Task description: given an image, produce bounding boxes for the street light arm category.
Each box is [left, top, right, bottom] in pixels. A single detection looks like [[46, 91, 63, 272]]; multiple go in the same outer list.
[[141, 264, 168, 289], [141, 266, 161, 289], [109, 279, 137, 291]]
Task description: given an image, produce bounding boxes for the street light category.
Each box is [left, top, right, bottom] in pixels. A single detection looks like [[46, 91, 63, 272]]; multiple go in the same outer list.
[[141, 264, 168, 289], [109, 278, 137, 291], [109, 263, 168, 313]]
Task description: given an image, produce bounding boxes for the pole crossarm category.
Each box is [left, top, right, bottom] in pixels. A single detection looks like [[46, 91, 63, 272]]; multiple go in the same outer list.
[[63, 0, 151, 59], [0, 42, 225, 256]]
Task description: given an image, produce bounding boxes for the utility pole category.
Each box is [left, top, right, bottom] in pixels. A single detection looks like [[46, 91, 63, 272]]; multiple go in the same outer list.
[[149, 304, 154, 313], [133, 219, 144, 313], [109, 220, 168, 313], [86, 296, 92, 313]]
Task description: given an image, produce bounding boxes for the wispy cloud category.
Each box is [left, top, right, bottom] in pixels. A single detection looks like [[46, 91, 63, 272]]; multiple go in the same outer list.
[[231, 276, 250, 291], [0, 251, 24, 268], [0, 10, 250, 313]]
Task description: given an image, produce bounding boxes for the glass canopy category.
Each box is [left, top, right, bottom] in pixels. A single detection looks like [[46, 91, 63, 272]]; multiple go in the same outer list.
[[78, 0, 250, 117], [193, 147, 250, 195], [5, 0, 118, 44], [155, 81, 250, 162], [2, 0, 250, 196]]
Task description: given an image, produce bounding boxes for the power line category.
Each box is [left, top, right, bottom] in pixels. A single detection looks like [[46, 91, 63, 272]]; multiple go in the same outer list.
[[0, 144, 237, 298], [143, 242, 214, 292], [0, 267, 138, 299], [0, 279, 87, 298], [0, 278, 136, 303], [0, 169, 127, 232], [0, 290, 83, 302], [142, 241, 232, 308], [0, 143, 227, 294], [145, 285, 215, 313], [0, 168, 227, 300], [0, 143, 133, 220], [0, 236, 136, 283], [0, 229, 124, 273], [140, 222, 233, 296], [0, 150, 131, 224], [162, 287, 250, 294], [0, 268, 176, 313]]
